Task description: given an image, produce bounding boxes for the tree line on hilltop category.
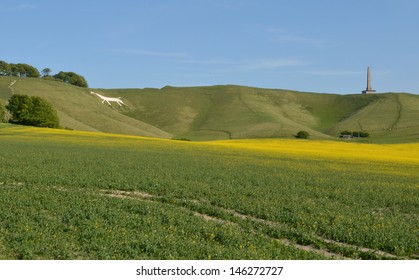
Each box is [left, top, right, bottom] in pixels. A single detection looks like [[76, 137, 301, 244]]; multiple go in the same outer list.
[[0, 60, 66, 128], [0, 60, 88, 88]]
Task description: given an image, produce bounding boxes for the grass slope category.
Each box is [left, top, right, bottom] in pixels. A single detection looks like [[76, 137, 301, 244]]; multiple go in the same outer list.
[[0, 77, 170, 138], [107, 85, 419, 142], [328, 93, 419, 143], [1, 77, 419, 142]]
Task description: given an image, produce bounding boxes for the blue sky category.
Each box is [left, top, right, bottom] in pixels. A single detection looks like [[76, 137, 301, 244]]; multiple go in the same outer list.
[[1, 0, 419, 93]]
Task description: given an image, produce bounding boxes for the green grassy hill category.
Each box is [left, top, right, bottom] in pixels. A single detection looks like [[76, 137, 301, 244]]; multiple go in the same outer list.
[[1, 76, 419, 142], [0, 77, 170, 138]]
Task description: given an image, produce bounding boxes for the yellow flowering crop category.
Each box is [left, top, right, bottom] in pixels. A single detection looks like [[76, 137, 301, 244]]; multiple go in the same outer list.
[[204, 139, 419, 164]]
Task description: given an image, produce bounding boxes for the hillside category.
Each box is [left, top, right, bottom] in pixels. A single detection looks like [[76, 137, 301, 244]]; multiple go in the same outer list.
[[0, 77, 170, 138], [1, 76, 419, 142]]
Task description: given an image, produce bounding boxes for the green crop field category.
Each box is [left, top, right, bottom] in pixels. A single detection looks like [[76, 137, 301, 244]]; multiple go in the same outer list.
[[0, 125, 418, 260]]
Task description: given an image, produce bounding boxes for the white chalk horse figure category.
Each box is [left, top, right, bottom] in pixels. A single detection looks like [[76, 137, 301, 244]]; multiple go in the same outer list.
[[91, 91, 126, 106]]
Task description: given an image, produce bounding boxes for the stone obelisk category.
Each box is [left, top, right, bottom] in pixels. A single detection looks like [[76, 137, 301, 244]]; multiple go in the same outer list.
[[362, 66, 376, 94]]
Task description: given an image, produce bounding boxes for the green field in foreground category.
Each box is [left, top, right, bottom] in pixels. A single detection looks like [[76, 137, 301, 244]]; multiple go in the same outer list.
[[0, 125, 418, 259]]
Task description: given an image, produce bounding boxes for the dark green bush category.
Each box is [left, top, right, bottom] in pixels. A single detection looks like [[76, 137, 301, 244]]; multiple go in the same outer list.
[[0, 101, 5, 122], [53, 71, 88, 87], [359, 131, 370, 138], [339, 131, 369, 138], [295, 131, 310, 139], [6, 94, 59, 128]]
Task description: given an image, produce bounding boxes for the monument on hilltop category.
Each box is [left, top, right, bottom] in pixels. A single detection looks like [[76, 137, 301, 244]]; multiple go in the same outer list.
[[362, 66, 376, 94]]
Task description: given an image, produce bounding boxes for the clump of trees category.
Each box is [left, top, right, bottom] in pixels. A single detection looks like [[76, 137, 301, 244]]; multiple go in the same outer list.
[[295, 130, 310, 139], [0, 59, 88, 87], [5, 94, 60, 128], [53, 71, 88, 88], [339, 131, 370, 138], [0, 61, 40, 78]]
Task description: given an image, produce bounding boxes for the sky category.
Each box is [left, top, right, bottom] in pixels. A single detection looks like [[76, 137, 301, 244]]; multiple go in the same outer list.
[[1, 0, 419, 94]]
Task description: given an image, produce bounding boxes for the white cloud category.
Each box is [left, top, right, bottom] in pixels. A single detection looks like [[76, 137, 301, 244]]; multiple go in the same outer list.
[[271, 35, 325, 48], [107, 47, 305, 74], [242, 58, 306, 70], [307, 70, 364, 76], [264, 26, 325, 48], [4, 3, 36, 12], [14, 4, 36, 11], [110, 48, 188, 58], [181, 58, 233, 65]]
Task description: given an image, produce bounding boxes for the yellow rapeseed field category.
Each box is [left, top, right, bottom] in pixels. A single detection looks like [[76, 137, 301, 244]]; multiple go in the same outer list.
[[205, 139, 419, 164], [3, 125, 418, 165]]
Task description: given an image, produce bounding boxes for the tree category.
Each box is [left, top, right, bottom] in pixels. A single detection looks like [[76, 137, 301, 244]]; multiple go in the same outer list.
[[18, 63, 41, 78], [1, 60, 41, 77], [10, 64, 25, 77], [28, 96, 60, 127], [339, 130, 369, 138], [41, 68, 52, 77], [6, 94, 59, 128], [9, 63, 40, 78], [339, 130, 352, 137], [53, 71, 88, 87], [295, 130, 310, 139], [0, 101, 5, 122], [0, 60, 10, 76], [359, 131, 369, 138], [5, 94, 32, 123]]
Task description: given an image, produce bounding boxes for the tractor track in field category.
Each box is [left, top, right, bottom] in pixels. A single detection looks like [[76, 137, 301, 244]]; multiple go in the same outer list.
[[97, 188, 403, 260], [99, 189, 347, 259]]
